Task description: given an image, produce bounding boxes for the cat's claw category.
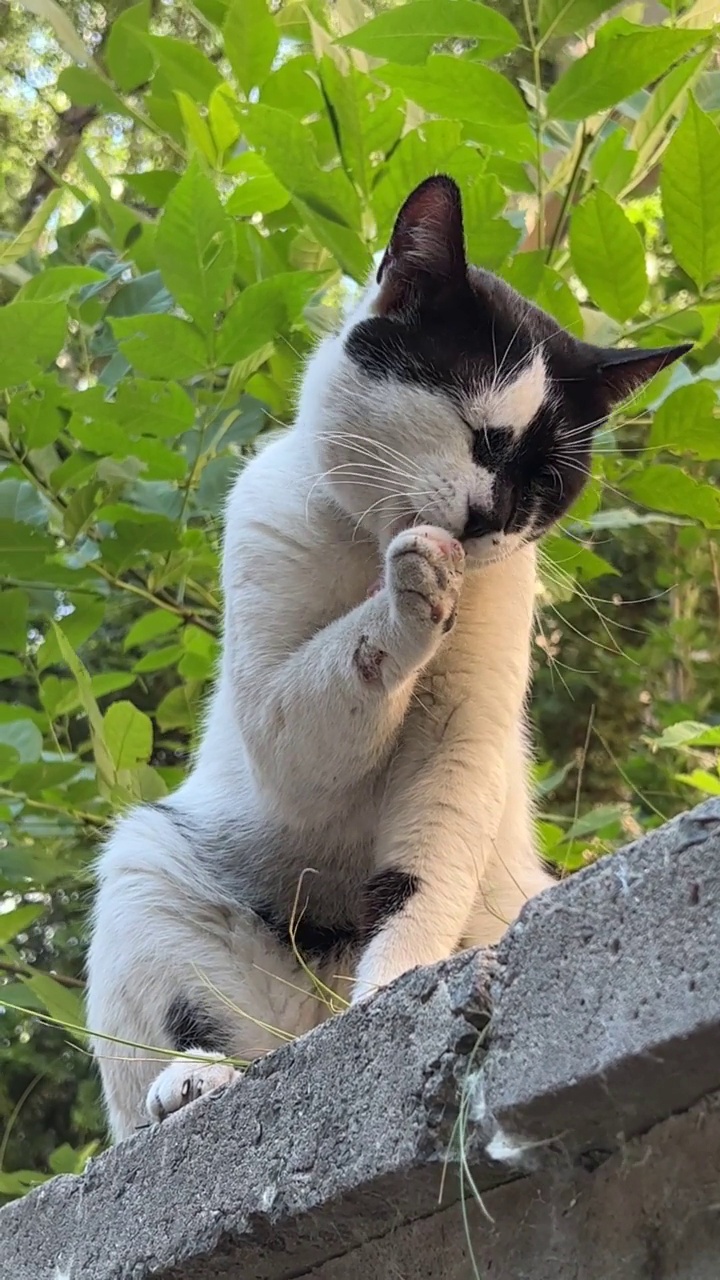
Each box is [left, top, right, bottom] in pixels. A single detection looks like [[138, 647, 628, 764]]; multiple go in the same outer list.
[[146, 1057, 239, 1123]]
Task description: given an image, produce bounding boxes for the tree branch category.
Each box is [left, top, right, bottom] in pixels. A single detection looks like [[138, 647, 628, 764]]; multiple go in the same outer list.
[[18, 105, 98, 225], [0, 960, 85, 990]]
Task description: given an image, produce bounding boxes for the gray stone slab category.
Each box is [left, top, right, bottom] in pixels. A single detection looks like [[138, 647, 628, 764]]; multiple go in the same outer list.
[[2, 798, 720, 1280], [480, 796, 720, 1161], [310, 1091, 720, 1280]]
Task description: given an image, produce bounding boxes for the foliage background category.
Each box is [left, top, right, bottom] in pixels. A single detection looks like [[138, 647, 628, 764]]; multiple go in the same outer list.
[[0, 0, 719, 1194]]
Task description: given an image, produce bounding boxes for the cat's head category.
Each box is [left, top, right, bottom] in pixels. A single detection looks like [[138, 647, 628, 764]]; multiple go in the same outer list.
[[303, 175, 689, 563]]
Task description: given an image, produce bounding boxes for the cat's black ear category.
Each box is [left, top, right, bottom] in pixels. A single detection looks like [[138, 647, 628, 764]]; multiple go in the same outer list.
[[595, 342, 692, 407], [376, 175, 468, 313]]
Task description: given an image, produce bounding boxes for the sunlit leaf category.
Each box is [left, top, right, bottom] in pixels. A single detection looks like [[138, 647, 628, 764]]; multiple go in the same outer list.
[[111, 315, 208, 379], [538, 0, 619, 39], [224, 0, 278, 95], [379, 55, 528, 127], [547, 26, 706, 119], [338, 0, 518, 65], [216, 272, 323, 365], [103, 701, 153, 771], [570, 191, 647, 322], [661, 95, 720, 290], [649, 382, 720, 460], [155, 157, 235, 332], [626, 462, 720, 527], [0, 302, 66, 391]]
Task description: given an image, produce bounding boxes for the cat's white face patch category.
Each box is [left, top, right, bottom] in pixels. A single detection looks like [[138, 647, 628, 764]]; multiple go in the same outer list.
[[473, 352, 547, 437]]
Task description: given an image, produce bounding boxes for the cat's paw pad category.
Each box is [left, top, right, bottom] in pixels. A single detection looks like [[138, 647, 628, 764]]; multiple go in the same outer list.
[[386, 525, 465, 630], [146, 1057, 239, 1123]]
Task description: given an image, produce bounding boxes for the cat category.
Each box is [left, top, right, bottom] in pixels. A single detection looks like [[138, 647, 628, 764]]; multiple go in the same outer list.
[[86, 175, 688, 1141]]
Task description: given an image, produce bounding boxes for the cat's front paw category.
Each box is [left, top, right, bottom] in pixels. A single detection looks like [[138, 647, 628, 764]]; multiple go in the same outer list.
[[146, 1056, 239, 1123], [386, 525, 465, 635]]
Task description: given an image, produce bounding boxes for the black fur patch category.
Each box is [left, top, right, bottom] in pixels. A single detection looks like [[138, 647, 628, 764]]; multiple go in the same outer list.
[[362, 869, 420, 939], [164, 996, 224, 1054], [254, 904, 358, 958]]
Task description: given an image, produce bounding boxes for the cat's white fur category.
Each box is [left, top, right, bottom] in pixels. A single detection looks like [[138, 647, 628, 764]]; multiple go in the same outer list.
[[87, 276, 554, 1141]]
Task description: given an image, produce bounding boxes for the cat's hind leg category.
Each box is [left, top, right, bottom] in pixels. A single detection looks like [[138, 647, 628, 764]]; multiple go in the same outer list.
[[87, 804, 326, 1141]]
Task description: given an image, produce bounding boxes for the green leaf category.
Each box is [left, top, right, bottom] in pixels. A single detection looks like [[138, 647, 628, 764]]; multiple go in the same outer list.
[[625, 462, 720, 527], [318, 58, 369, 197], [0, 657, 23, 680], [156, 684, 198, 730], [0, 590, 28, 654], [537, 0, 618, 39], [379, 55, 527, 127], [112, 379, 195, 438], [175, 91, 217, 165], [676, 768, 720, 795], [0, 720, 43, 764], [21, 971, 86, 1040], [216, 272, 321, 365], [630, 52, 708, 174], [37, 597, 106, 672], [565, 804, 626, 841], [649, 382, 720, 460], [124, 611, 182, 650], [0, 191, 62, 267], [155, 157, 236, 333], [338, 0, 518, 65], [0, 302, 66, 391], [57, 66, 127, 114], [103, 701, 153, 771], [0, 521, 68, 584], [570, 191, 647, 323], [0, 904, 44, 945], [16, 265, 105, 303], [224, 0, 278, 96], [460, 176, 519, 268], [7, 378, 66, 449], [106, 0, 153, 91], [546, 27, 705, 120], [53, 623, 116, 790], [145, 35, 222, 105], [123, 170, 180, 208], [0, 485, 45, 538], [651, 719, 717, 749], [209, 84, 242, 154], [225, 153, 290, 216], [0, 1170, 52, 1196], [48, 1142, 98, 1176], [132, 644, 183, 673], [543, 535, 618, 583], [105, 271, 172, 318], [661, 95, 720, 291], [243, 104, 362, 230], [111, 315, 208, 379]]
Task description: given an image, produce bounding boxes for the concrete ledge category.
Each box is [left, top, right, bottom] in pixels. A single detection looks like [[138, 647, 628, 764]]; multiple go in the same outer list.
[[3, 798, 720, 1280]]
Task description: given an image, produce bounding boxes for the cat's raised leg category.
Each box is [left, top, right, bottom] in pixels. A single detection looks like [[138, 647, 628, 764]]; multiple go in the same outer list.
[[226, 526, 464, 820]]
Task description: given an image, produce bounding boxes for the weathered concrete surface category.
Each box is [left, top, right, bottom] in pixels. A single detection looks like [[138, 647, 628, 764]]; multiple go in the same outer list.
[[311, 1091, 720, 1279], [2, 797, 720, 1280], [482, 795, 720, 1159]]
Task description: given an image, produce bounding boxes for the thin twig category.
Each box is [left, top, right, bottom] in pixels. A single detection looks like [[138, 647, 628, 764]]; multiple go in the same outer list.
[[0, 960, 85, 990]]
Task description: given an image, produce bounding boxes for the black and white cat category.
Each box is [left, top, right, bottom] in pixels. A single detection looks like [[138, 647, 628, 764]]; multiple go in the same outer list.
[[87, 176, 688, 1140]]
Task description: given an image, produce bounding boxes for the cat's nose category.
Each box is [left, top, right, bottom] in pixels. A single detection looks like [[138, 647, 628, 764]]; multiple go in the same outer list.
[[462, 506, 498, 540]]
